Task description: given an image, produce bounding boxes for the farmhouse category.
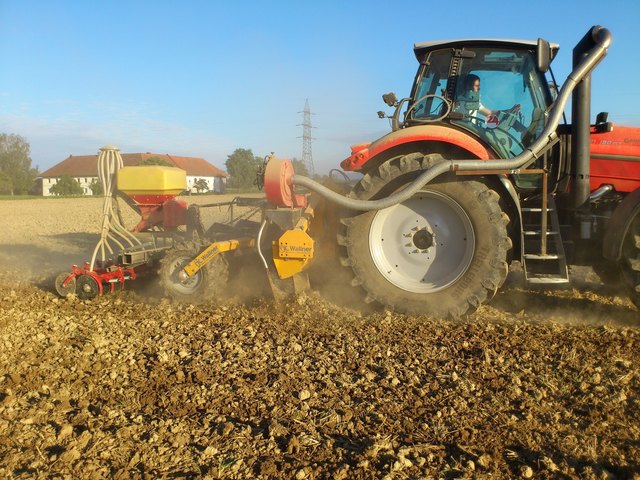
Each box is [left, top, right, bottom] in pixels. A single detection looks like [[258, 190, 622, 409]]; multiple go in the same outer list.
[[38, 152, 228, 196]]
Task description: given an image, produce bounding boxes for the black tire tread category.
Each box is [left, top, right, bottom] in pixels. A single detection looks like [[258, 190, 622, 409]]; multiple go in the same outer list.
[[159, 241, 229, 303], [340, 153, 510, 318], [621, 215, 640, 308]]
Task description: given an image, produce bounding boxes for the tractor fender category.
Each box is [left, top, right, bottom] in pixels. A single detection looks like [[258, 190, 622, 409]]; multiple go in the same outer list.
[[341, 125, 495, 172], [602, 187, 640, 261], [497, 173, 522, 227]]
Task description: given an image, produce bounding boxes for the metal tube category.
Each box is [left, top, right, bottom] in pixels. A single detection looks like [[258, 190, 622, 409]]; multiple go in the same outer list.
[[572, 26, 602, 209], [256, 219, 270, 270], [571, 75, 591, 209], [541, 171, 548, 256], [588, 184, 613, 202], [293, 163, 449, 211]]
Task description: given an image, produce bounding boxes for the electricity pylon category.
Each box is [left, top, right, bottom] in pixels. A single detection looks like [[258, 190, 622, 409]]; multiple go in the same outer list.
[[298, 99, 315, 177]]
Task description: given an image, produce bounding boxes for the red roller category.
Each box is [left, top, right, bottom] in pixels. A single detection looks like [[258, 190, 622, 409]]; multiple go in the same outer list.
[[264, 158, 307, 208]]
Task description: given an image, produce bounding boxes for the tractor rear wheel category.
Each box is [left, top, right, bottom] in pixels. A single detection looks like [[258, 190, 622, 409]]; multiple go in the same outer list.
[[620, 213, 640, 308], [159, 242, 229, 302], [341, 153, 510, 318]]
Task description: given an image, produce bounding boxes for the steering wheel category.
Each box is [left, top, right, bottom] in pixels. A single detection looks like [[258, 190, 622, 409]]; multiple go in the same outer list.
[[521, 108, 544, 146], [497, 109, 518, 130], [405, 94, 452, 123], [493, 110, 525, 152], [465, 115, 486, 125]]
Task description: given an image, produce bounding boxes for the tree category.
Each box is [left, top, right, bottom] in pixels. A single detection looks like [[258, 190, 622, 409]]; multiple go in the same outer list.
[[0, 133, 39, 195], [0, 172, 11, 194], [89, 178, 104, 196], [225, 148, 262, 190], [139, 156, 172, 166], [290, 157, 310, 177], [193, 178, 209, 193], [49, 175, 84, 196]]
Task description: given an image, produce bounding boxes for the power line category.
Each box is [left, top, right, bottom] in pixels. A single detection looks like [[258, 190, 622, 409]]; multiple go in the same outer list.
[[297, 98, 315, 177]]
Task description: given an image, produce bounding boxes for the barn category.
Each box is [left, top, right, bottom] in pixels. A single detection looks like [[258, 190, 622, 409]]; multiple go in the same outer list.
[[38, 152, 228, 196]]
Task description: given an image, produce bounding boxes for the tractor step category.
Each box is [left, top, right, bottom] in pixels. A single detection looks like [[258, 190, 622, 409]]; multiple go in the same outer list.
[[523, 253, 563, 260], [523, 230, 559, 236], [526, 275, 570, 284], [521, 195, 569, 285], [521, 207, 555, 212]]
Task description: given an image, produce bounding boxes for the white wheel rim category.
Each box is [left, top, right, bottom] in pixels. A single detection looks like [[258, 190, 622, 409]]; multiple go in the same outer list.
[[167, 255, 203, 295], [369, 191, 475, 293]]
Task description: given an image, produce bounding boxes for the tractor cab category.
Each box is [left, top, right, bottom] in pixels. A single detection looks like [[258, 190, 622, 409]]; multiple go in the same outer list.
[[407, 39, 559, 159]]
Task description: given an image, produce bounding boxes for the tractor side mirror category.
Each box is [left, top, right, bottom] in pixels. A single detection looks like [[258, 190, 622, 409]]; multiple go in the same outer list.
[[382, 92, 398, 107], [595, 111, 613, 133], [537, 38, 552, 73]]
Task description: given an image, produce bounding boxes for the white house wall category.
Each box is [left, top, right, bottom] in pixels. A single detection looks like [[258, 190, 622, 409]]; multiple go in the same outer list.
[[42, 175, 228, 196], [186, 176, 227, 194], [42, 176, 98, 196], [213, 177, 227, 193]]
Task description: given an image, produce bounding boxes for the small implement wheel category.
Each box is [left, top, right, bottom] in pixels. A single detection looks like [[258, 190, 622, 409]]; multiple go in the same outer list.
[[55, 273, 77, 298], [75, 274, 100, 300], [159, 243, 229, 302]]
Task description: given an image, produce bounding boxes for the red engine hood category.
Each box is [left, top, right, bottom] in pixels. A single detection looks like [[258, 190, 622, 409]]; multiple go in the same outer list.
[[590, 125, 640, 193]]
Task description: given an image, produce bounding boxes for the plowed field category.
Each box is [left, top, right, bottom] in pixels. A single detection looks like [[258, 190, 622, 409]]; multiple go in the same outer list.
[[0, 196, 638, 479]]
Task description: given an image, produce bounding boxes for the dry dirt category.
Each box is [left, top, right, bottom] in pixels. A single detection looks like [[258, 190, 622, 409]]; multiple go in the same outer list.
[[0, 195, 639, 479]]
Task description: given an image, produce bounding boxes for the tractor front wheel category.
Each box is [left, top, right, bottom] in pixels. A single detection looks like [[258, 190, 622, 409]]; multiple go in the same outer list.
[[341, 154, 510, 318]]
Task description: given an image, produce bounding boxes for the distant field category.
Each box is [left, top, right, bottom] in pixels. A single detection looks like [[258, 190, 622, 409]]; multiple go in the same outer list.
[[0, 193, 264, 277], [0, 195, 47, 200], [0, 190, 262, 201]]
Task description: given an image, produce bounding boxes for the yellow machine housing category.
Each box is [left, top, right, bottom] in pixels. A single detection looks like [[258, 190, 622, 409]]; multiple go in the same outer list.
[[271, 209, 315, 279], [117, 166, 186, 196], [272, 229, 314, 279]]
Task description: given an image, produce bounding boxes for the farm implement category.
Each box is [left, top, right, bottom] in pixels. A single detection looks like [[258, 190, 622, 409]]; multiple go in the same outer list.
[[57, 25, 640, 316], [54, 148, 314, 302]]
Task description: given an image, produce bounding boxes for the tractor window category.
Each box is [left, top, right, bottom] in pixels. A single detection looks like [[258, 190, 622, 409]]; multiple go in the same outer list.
[[451, 48, 549, 159], [409, 50, 451, 121]]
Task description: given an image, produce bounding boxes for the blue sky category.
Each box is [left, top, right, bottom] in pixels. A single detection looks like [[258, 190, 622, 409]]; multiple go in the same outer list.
[[1, 0, 639, 173]]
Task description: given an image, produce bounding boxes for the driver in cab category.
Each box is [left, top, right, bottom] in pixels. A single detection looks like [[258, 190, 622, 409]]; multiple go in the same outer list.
[[455, 74, 521, 126]]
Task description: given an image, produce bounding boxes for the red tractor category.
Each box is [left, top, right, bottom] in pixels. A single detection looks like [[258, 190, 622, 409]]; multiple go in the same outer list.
[[287, 25, 639, 317], [57, 26, 640, 319]]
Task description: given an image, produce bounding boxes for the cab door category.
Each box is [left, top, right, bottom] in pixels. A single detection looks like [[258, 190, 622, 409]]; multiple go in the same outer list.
[[450, 49, 550, 160]]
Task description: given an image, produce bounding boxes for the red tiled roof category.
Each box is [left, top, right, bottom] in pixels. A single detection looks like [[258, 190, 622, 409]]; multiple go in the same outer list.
[[167, 154, 227, 177], [40, 152, 228, 178]]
